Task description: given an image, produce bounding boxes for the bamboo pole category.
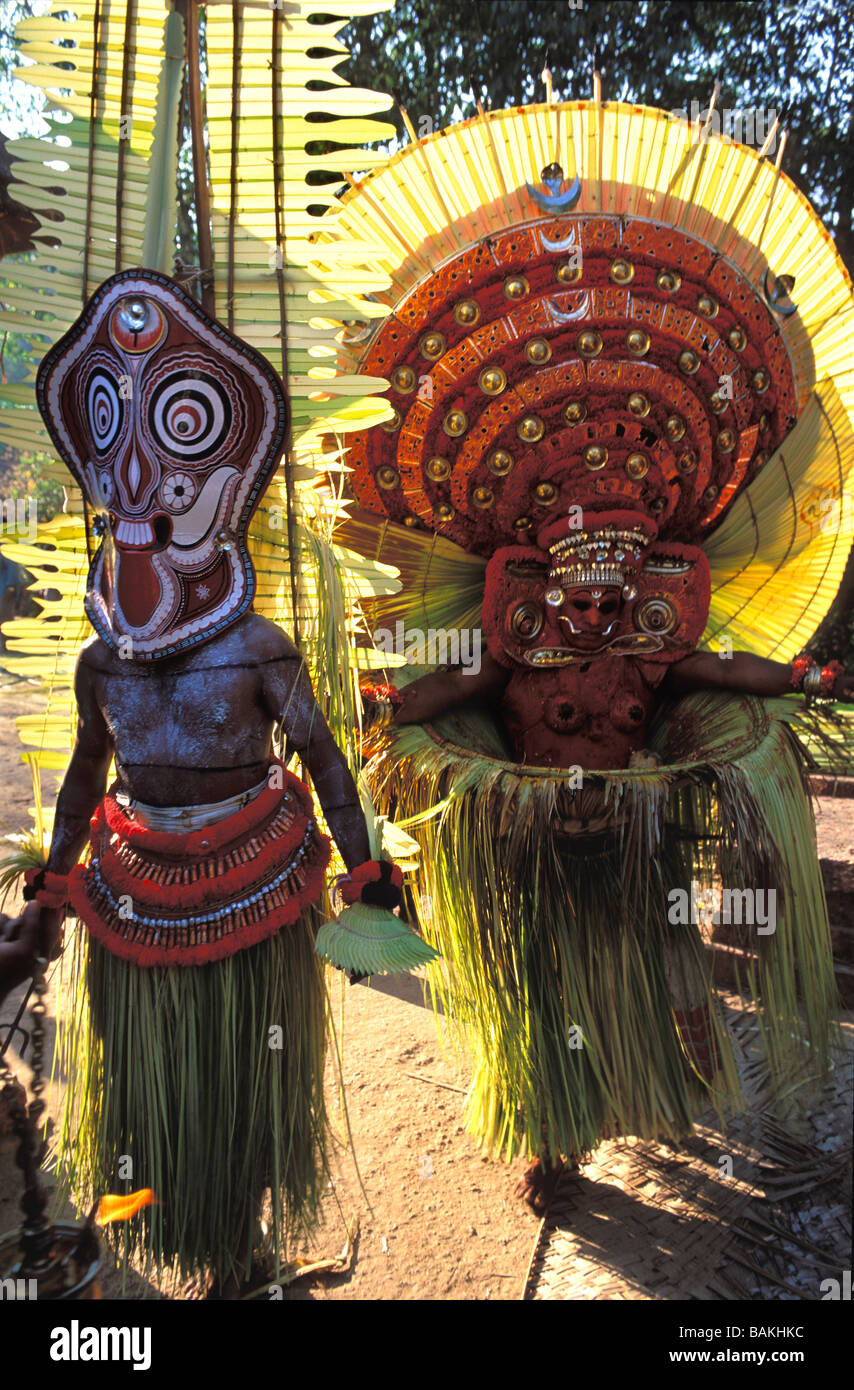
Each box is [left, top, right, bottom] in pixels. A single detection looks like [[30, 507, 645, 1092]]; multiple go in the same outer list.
[[271, 3, 301, 649], [114, 0, 137, 272], [82, 0, 103, 305], [179, 0, 215, 316]]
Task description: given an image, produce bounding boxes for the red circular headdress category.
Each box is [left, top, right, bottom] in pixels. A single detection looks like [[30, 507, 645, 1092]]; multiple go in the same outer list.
[[345, 214, 796, 556]]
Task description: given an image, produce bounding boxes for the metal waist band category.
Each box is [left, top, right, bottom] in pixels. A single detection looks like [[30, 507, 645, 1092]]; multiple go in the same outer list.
[[115, 775, 271, 832]]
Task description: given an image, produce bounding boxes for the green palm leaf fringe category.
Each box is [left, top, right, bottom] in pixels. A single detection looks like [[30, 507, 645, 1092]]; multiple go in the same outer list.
[[364, 691, 841, 1163], [50, 902, 332, 1290]]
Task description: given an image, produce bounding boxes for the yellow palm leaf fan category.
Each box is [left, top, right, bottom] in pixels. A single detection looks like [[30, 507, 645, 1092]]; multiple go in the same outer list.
[[335, 509, 487, 653], [701, 378, 854, 659], [0, 4, 183, 865]]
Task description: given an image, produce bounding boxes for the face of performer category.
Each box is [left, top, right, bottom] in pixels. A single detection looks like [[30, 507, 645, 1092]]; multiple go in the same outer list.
[[554, 584, 622, 652]]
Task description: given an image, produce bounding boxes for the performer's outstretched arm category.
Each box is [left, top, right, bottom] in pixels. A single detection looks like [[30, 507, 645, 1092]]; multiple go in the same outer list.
[[665, 650, 854, 701], [389, 650, 510, 725]]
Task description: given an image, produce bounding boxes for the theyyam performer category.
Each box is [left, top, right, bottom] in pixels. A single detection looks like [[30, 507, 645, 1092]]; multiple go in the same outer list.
[[342, 94, 854, 1207], [13, 268, 417, 1291]]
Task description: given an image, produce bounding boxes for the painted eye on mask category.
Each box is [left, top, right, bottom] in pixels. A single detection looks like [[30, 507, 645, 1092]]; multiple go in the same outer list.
[[509, 601, 544, 641], [85, 368, 125, 455], [146, 370, 233, 462]]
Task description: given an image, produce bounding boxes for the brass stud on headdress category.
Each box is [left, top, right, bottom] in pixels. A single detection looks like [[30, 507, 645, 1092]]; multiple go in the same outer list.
[[625, 452, 649, 479], [728, 326, 747, 351], [443, 409, 467, 437], [703, 484, 719, 503], [752, 367, 770, 393], [626, 329, 650, 357], [584, 444, 608, 469], [419, 331, 445, 360], [435, 501, 455, 520], [716, 428, 735, 452], [504, 276, 530, 299], [710, 391, 728, 415], [380, 409, 402, 432], [472, 485, 495, 509], [517, 414, 545, 442], [425, 456, 452, 481], [678, 348, 700, 374], [534, 481, 558, 505], [525, 337, 552, 364], [514, 515, 533, 530], [697, 293, 718, 318], [650, 496, 668, 514], [391, 365, 417, 393], [487, 448, 514, 476], [555, 261, 582, 284], [665, 414, 686, 441], [656, 269, 682, 293], [677, 450, 698, 474], [577, 330, 603, 357], [478, 366, 507, 395], [453, 299, 480, 326], [563, 400, 587, 424], [610, 258, 635, 285], [376, 465, 400, 489], [628, 392, 651, 418]]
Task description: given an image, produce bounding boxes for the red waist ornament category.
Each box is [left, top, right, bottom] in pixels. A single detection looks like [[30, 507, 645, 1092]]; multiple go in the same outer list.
[[68, 761, 331, 967]]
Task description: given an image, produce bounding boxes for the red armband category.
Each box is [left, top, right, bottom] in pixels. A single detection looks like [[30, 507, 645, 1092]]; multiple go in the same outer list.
[[339, 859, 404, 910], [360, 681, 403, 709], [23, 867, 70, 909], [820, 660, 845, 696]]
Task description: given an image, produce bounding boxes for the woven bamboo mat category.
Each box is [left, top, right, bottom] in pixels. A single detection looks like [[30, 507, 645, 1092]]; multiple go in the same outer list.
[[523, 1000, 852, 1300]]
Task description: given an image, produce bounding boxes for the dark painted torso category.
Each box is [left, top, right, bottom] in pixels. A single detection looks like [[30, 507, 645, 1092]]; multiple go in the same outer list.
[[81, 612, 283, 805]]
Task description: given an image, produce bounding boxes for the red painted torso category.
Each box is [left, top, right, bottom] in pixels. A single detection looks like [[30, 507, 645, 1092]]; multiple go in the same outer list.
[[500, 658, 663, 770]]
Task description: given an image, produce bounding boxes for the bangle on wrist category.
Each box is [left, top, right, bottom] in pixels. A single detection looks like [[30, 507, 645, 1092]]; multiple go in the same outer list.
[[790, 653, 815, 692], [802, 659, 844, 705]]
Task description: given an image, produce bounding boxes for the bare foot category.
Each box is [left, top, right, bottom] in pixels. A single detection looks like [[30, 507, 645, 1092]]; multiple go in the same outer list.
[[514, 1155, 564, 1213]]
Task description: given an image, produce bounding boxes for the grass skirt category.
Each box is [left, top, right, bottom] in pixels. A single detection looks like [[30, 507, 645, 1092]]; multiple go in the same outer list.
[[50, 901, 329, 1289], [366, 691, 841, 1162]]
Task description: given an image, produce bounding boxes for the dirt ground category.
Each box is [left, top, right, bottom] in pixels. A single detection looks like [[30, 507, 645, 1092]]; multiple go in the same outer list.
[[0, 677, 850, 1301]]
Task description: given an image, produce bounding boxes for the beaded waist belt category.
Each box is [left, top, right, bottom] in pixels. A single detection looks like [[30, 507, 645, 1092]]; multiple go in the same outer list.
[[68, 760, 331, 967]]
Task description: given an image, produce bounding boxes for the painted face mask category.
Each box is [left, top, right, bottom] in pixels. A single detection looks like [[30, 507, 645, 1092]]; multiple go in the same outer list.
[[37, 269, 288, 660]]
